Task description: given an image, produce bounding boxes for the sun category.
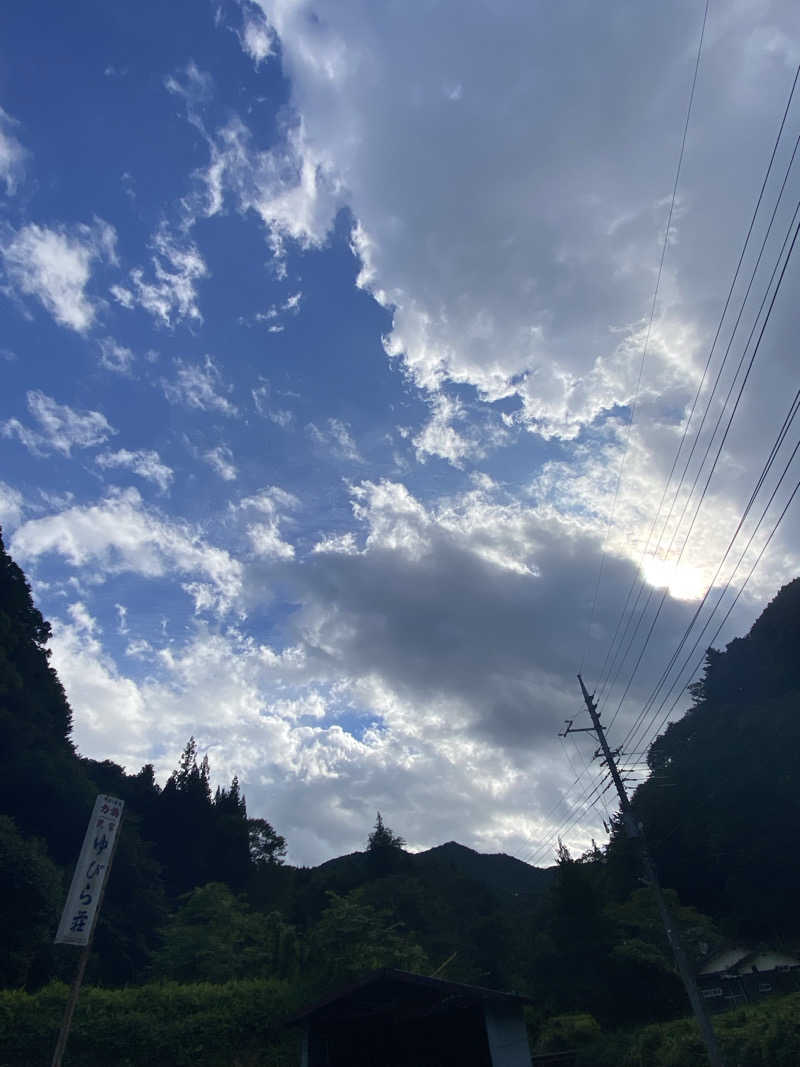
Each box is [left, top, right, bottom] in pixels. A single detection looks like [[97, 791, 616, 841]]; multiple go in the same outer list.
[[641, 555, 706, 601]]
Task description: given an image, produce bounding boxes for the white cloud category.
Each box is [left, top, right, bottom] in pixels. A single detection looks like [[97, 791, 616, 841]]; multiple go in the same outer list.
[[11, 487, 242, 615], [241, 486, 300, 513], [307, 418, 362, 463], [239, 4, 275, 66], [1, 219, 117, 332], [312, 531, 359, 555], [165, 61, 214, 112], [251, 383, 270, 414], [254, 290, 304, 326], [0, 107, 27, 195], [98, 337, 135, 373], [250, 1, 734, 436], [163, 355, 237, 415], [109, 284, 134, 309], [412, 393, 475, 467], [30, 471, 770, 866], [69, 600, 99, 635], [49, 610, 151, 757], [240, 486, 298, 560], [232, 0, 800, 607], [114, 224, 208, 327], [194, 113, 344, 271], [0, 481, 24, 530], [2, 390, 116, 456], [252, 381, 295, 427], [45, 606, 592, 865], [268, 408, 294, 427], [96, 449, 174, 492], [204, 444, 238, 481], [248, 521, 295, 560]]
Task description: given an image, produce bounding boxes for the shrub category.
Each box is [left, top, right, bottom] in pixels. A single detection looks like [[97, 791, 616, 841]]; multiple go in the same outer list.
[[0, 978, 300, 1067], [571, 992, 800, 1067]]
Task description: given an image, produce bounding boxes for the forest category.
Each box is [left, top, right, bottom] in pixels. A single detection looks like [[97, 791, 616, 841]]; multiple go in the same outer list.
[[2, 525, 800, 1065]]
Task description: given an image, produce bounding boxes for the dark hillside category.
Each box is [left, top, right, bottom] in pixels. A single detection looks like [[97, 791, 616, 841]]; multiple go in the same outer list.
[[305, 840, 553, 899], [608, 577, 800, 940], [412, 840, 554, 896]]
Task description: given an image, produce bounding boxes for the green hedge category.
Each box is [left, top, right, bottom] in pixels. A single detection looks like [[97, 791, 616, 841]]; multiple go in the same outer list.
[[0, 979, 300, 1067], [573, 992, 800, 1067]]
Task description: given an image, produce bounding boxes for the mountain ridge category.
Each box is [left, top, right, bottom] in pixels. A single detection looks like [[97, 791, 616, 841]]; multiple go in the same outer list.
[[307, 837, 554, 897]]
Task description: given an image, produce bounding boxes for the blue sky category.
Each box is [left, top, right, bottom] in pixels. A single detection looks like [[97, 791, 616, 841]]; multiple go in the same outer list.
[[2, 0, 800, 865]]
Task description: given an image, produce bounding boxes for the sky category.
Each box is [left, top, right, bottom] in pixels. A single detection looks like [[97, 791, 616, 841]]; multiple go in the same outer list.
[[1, 0, 799, 867]]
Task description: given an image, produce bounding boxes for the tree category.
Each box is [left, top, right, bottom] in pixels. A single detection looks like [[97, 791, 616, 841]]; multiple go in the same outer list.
[[524, 840, 617, 1020], [151, 882, 299, 983], [155, 738, 217, 895], [248, 818, 287, 867], [366, 812, 406, 877], [306, 891, 428, 988], [0, 815, 62, 988], [0, 528, 94, 862]]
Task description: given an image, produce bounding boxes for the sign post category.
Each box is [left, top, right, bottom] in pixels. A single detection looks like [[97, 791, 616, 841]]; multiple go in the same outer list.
[[51, 794, 124, 1067]]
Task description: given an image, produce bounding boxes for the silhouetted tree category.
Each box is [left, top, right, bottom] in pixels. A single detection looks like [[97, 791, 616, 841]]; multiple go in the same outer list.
[[248, 818, 287, 867], [366, 812, 406, 877]]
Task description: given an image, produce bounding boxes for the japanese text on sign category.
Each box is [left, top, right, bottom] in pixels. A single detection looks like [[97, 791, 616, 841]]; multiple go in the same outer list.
[[55, 794, 124, 946]]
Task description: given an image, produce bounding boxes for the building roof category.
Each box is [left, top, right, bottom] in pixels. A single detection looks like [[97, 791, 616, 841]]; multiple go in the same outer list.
[[700, 947, 800, 976], [288, 968, 532, 1026]]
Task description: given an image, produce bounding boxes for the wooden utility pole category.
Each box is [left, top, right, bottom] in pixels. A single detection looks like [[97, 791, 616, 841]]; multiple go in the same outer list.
[[562, 675, 725, 1067], [50, 944, 91, 1067]]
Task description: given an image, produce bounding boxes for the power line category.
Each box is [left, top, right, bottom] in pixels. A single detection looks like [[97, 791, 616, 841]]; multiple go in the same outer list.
[[592, 65, 800, 709], [552, 63, 800, 874], [520, 769, 610, 864], [603, 202, 800, 736], [580, 0, 710, 674], [653, 159, 800, 584], [626, 424, 800, 754], [596, 135, 800, 724], [630, 469, 800, 758], [519, 771, 612, 867], [559, 194, 800, 832], [625, 387, 800, 752]]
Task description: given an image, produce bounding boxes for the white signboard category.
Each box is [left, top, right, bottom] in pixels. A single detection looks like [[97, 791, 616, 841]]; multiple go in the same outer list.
[[55, 794, 124, 946]]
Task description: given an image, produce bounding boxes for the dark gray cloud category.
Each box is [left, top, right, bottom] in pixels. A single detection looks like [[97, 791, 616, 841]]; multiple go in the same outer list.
[[293, 488, 753, 760]]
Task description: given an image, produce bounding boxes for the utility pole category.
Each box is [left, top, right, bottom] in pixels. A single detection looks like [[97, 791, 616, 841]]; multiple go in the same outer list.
[[562, 675, 725, 1067]]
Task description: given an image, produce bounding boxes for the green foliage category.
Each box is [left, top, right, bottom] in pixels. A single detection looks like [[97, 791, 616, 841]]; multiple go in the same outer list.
[[0, 816, 62, 988], [532, 1012, 602, 1053], [605, 888, 722, 968], [571, 992, 800, 1067], [153, 883, 299, 983], [305, 890, 429, 987], [0, 979, 299, 1067]]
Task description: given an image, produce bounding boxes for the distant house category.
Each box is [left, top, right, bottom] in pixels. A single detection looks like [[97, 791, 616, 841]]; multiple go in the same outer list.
[[698, 946, 800, 1010], [289, 968, 533, 1067]]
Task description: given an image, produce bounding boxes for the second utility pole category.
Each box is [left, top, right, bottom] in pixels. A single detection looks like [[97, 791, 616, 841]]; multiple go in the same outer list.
[[567, 674, 725, 1067]]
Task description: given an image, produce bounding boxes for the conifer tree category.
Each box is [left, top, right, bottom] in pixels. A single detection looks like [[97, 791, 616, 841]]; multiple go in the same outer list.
[[366, 812, 406, 877]]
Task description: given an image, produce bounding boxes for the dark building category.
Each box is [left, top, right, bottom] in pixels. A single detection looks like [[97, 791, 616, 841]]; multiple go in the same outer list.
[[290, 968, 533, 1067], [698, 947, 800, 1012]]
